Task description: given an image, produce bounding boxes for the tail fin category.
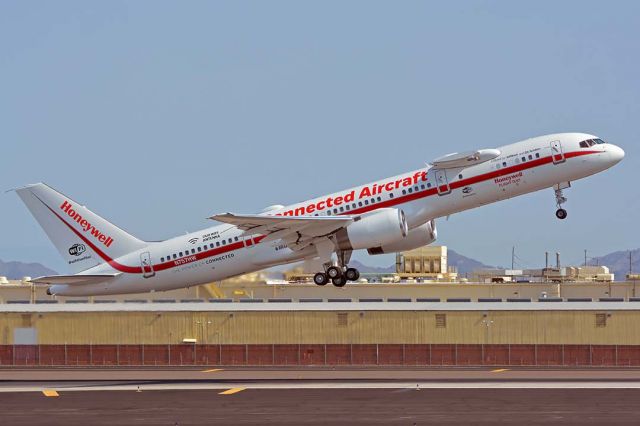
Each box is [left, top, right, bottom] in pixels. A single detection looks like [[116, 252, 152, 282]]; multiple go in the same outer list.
[[15, 183, 146, 273]]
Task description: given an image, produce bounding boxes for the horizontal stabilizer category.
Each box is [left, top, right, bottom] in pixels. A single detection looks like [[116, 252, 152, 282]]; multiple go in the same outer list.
[[29, 273, 121, 286]]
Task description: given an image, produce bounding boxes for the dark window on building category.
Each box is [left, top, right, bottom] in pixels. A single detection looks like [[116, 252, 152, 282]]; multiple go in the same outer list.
[[337, 312, 348, 326]]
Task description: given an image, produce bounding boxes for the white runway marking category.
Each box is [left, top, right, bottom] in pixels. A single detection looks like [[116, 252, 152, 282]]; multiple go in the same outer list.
[[4, 381, 640, 393]]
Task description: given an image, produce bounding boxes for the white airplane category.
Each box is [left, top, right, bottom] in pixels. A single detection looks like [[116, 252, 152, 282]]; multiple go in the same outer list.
[[15, 133, 624, 296]]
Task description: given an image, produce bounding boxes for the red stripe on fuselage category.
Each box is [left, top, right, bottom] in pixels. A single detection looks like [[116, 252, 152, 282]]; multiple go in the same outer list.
[[41, 149, 600, 275]]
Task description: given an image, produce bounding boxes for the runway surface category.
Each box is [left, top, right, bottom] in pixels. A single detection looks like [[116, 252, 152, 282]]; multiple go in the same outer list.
[[3, 368, 640, 425]]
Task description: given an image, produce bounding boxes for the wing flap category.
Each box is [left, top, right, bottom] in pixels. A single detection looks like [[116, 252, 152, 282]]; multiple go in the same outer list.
[[209, 213, 354, 248], [29, 274, 121, 286]]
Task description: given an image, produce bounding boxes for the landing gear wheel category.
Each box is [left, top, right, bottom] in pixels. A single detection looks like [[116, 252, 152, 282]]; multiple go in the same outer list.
[[345, 268, 360, 282], [327, 266, 343, 279], [555, 208, 568, 220], [332, 276, 347, 287], [313, 272, 328, 286]]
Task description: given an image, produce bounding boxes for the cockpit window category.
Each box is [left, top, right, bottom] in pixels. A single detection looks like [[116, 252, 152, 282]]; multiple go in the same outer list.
[[580, 138, 605, 148]]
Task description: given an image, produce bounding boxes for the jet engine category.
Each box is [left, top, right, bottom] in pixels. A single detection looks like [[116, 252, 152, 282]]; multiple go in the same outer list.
[[367, 220, 437, 255], [336, 208, 408, 250]]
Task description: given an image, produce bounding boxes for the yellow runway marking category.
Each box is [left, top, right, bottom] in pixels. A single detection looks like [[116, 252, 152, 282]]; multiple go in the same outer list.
[[491, 369, 509, 373], [202, 368, 223, 373], [42, 390, 59, 397], [219, 387, 245, 395]]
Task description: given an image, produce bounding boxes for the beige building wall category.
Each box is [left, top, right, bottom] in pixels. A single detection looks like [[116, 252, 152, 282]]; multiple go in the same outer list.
[[2, 309, 639, 346]]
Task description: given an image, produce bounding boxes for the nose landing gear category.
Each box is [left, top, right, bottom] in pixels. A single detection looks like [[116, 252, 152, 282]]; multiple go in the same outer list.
[[554, 182, 570, 220]]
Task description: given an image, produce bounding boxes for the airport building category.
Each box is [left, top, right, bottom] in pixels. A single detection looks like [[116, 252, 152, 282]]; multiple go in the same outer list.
[[1, 245, 638, 367]]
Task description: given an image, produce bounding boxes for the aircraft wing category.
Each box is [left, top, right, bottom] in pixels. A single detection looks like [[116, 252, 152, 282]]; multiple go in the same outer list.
[[431, 148, 501, 169], [209, 213, 354, 246], [29, 273, 121, 286]]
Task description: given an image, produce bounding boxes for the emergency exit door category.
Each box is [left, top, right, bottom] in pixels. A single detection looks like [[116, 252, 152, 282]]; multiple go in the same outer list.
[[550, 140, 566, 164], [140, 251, 155, 278], [434, 169, 451, 195]]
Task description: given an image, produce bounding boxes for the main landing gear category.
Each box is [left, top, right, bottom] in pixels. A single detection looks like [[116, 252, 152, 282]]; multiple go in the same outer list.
[[554, 182, 570, 220], [314, 266, 360, 287]]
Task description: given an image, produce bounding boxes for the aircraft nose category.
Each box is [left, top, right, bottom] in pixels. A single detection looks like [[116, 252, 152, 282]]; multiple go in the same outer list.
[[608, 144, 625, 164]]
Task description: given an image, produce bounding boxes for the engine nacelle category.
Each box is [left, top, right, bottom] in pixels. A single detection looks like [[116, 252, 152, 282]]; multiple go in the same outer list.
[[367, 220, 437, 255], [336, 208, 408, 250]]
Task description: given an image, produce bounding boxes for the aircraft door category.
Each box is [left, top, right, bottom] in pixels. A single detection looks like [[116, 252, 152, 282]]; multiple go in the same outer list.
[[550, 140, 566, 164], [140, 251, 155, 278], [434, 169, 451, 195], [244, 235, 256, 249]]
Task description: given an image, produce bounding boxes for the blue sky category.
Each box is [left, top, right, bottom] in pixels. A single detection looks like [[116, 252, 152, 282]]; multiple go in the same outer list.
[[1, 1, 638, 272]]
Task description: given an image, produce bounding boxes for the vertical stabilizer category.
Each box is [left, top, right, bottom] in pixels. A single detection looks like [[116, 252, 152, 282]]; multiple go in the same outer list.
[[15, 183, 146, 273]]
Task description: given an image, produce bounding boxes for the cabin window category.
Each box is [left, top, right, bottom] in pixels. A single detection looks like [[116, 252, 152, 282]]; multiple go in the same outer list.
[[421, 184, 425, 190], [521, 157, 526, 162], [221, 240, 226, 245], [172, 254, 177, 259], [179, 252, 183, 257], [377, 196, 382, 202], [345, 205, 350, 211], [408, 187, 413, 193], [535, 153, 540, 158], [191, 249, 195, 254], [327, 210, 332, 215], [427, 183, 432, 188], [228, 239, 232, 244], [339, 206, 344, 212], [197, 247, 201, 253], [458, 174, 463, 179], [502, 162, 507, 167], [352, 203, 356, 209], [496, 164, 501, 169], [389, 193, 394, 198], [235, 237, 239, 241], [402, 189, 406, 195], [364, 200, 369, 205], [528, 154, 533, 160], [160, 257, 164, 262], [333, 208, 338, 214], [358, 201, 363, 207]]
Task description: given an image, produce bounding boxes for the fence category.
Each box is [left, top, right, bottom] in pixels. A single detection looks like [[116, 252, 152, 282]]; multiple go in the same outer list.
[[2, 344, 640, 367]]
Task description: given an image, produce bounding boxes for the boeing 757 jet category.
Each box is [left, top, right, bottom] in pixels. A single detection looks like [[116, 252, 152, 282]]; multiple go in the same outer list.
[[15, 133, 624, 296]]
